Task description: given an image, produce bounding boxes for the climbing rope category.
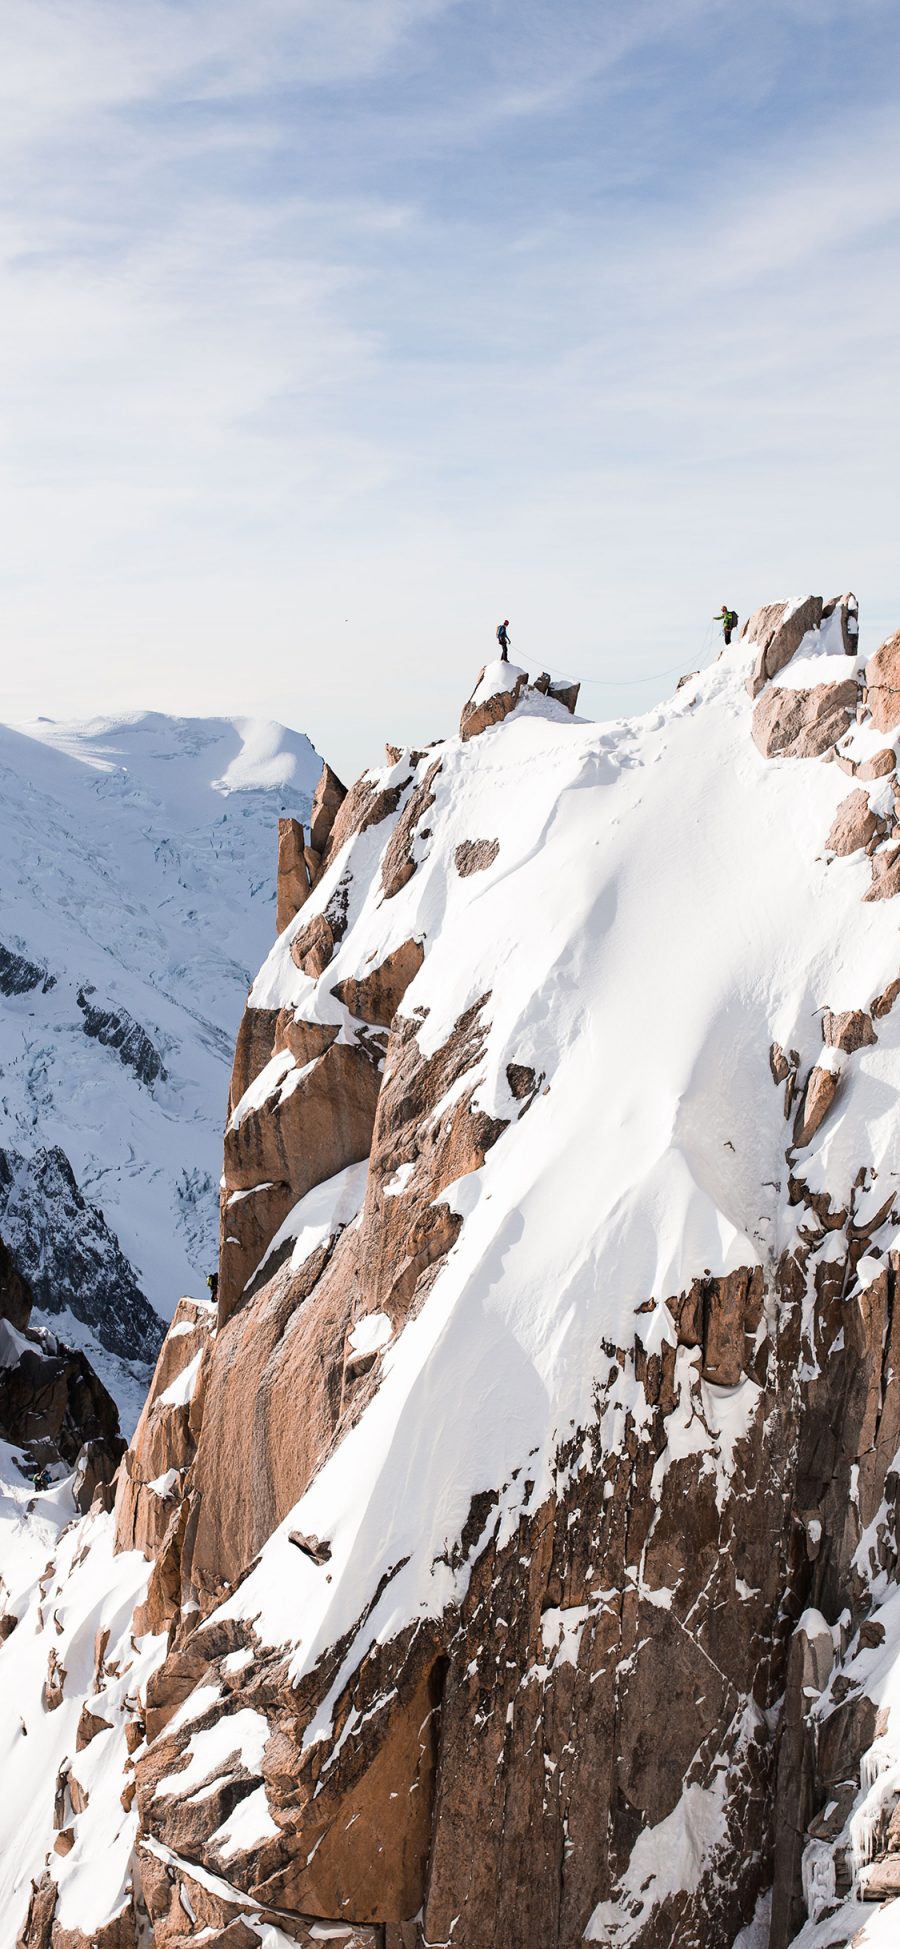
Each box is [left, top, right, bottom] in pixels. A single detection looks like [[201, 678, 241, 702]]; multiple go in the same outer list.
[[577, 663, 692, 688], [505, 619, 725, 690], [574, 620, 723, 687]]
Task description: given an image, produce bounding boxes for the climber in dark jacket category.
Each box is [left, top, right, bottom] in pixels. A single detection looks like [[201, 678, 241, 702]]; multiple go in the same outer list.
[[206, 1271, 219, 1305], [497, 620, 511, 661], [714, 604, 739, 645]]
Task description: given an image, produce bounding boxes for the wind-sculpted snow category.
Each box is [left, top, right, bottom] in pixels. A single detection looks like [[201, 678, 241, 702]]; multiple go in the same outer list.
[[0, 712, 321, 1426]]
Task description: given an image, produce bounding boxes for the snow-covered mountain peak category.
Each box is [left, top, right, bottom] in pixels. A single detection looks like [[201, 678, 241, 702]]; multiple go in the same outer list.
[[9, 709, 320, 810], [0, 709, 323, 1426]]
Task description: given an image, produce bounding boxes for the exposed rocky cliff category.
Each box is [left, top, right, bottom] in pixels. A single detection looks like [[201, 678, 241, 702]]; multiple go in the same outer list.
[[0, 1229, 123, 1520], [0, 1147, 164, 1374], [6, 620, 900, 1948]]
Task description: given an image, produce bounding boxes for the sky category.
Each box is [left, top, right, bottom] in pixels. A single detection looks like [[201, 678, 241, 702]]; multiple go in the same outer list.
[[1, 0, 899, 781]]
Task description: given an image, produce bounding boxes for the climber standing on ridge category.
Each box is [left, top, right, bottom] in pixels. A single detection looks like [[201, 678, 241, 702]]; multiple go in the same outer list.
[[714, 603, 739, 645], [497, 619, 511, 661]]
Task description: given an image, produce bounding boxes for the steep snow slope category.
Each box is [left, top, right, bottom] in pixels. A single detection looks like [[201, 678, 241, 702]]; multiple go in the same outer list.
[[0, 713, 321, 1425], [231, 624, 897, 1677], [7, 608, 900, 1948]]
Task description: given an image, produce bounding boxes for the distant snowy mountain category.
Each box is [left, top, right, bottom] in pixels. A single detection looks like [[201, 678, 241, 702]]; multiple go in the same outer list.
[[0, 712, 322, 1426]]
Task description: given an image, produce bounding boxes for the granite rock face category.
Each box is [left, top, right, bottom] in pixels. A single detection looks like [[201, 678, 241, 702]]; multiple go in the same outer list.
[[865, 627, 900, 732], [825, 787, 878, 855], [275, 816, 311, 933], [744, 593, 857, 697], [751, 677, 857, 760], [744, 595, 826, 696], [459, 661, 529, 741]]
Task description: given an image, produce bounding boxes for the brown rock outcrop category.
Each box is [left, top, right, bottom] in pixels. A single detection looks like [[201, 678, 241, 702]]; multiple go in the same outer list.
[[669, 1266, 766, 1387], [309, 760, 347, 857], [289, 911, 335, 978], [865, 627, 900, 731], [182, 991, 503, 1609], [825, 787, 878, 855], [381, 759, 441, 899], [864, 840, 900, 902], [822, 589, 860, 655], [551, 677, 580, 713], [319, 772, 409, 880], [114, 1296, 214, 1573], [744, 596, 824, 697], [532, 671, 581, 714], [185, 1229, 355, 1604], [744, 592, 857, 697], [454, 838, 499, 876], [135, 1834, 384, 1949], [275, 817, 311, 933], [872, 972, 900, 1018], [72, 1437, 120, 1515], [751, 677, 857, 760], [16, 1874, 59, 1949], [331, 939, 424, 1026], [821, 1008, 875, 1053], [228, 1007, 278, 1118], [835, 743, 896, 782], [219, 1039, 382, 1320], [769, 1041, 802, 1117], [769, 1610, 836, 1945], [459, 665, 528, 741], [229, 1009, 339, 1124], [793, 1063, 841, 1147]]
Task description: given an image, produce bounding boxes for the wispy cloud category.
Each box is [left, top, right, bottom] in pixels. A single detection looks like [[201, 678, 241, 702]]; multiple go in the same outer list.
[[1, 0, 898, 773]]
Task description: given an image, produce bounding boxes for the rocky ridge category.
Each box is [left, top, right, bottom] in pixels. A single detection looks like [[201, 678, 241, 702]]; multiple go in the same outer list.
[[5, 628, 900, 1946]]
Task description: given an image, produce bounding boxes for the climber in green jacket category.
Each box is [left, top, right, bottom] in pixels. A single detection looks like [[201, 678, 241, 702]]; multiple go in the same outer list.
[[714, 605, 739, 645]]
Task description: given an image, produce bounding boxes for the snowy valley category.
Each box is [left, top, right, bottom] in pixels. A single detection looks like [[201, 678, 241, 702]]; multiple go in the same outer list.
[[0, 713, 322, 1425], [5, 609, 900, 1948]]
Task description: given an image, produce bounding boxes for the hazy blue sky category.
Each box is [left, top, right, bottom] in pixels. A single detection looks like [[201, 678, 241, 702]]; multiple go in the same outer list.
[[2, 0, 899, 778]]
